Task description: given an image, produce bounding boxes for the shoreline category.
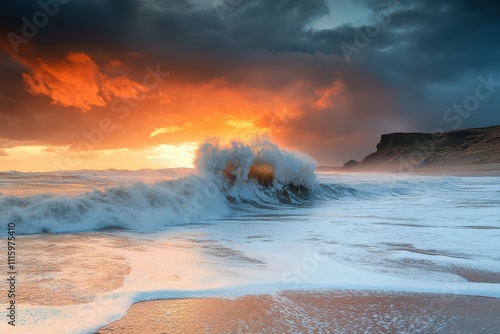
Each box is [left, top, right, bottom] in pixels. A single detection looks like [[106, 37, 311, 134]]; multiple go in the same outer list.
[[95, 290, 500, 333], [317, 163, 500, 177]]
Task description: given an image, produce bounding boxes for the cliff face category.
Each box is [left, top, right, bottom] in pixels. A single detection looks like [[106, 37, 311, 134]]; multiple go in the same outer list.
[[346, 126, 500, 171], [376, 133, 434, 150]]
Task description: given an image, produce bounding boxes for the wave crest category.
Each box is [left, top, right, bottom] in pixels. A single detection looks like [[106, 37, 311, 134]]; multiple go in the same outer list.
[[195, 137, 317, 188]]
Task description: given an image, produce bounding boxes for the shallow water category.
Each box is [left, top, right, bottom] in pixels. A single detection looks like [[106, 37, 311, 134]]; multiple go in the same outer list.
[[0, 170, 499, 333]]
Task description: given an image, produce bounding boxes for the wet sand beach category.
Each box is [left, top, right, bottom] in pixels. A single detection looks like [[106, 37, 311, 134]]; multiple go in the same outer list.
[[96, 290, 500, 334]]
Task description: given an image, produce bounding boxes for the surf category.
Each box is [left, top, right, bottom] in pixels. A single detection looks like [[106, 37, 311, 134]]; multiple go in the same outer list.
[[0, 137, 319, 234]]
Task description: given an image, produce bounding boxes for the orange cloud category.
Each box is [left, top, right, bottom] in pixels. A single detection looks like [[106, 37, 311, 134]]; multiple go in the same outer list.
[[22, 52, 146, 112], [150, 122, 193, 138], [313, 80, 345, 109], [224, 118, 255, 130]]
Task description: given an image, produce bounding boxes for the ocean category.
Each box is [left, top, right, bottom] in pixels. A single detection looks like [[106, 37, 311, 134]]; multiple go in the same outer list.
[[0, 140, 499, 333]]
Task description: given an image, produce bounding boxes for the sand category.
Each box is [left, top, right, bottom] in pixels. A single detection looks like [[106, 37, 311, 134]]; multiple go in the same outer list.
[[415, 163, 500, 176], [95, 290, 500, 333]]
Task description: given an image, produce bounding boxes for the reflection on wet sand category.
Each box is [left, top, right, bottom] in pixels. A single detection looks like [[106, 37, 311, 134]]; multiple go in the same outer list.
[[0, 232, 268, 307], [0, 234, 132, 306], [96, 291, 500, 334]]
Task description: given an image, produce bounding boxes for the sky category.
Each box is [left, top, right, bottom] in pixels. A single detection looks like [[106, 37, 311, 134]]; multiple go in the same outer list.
[[0, 0, 499, 171]]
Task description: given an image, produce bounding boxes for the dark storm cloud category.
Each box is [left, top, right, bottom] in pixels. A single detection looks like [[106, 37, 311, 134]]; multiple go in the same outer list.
[[0, 0, 332, 83], [344, 0, 500, 130], [0, 0, 499, 164], [1, 0, 498, 93]]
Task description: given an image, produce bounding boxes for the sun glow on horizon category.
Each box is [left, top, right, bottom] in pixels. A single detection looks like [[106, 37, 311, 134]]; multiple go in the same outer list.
[[0, 143, 198, 172]]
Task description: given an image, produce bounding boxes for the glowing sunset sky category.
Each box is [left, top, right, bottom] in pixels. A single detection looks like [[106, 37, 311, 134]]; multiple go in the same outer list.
[[1, 0, 499, 171]]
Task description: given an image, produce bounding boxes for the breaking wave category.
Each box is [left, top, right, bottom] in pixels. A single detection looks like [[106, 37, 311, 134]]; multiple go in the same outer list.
[[0, 138, 319, 234]]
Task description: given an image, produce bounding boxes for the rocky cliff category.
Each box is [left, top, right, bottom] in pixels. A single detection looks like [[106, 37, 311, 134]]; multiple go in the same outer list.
[[376, 133, 434, 150], [345, 126, 500, 171]]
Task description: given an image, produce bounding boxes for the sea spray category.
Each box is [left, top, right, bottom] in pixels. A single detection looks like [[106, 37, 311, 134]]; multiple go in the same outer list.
[[195, 136, 317, 188]]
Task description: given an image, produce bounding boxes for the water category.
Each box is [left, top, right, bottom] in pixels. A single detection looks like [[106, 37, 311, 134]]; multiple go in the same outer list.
[[0, 139, 499, 333]]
